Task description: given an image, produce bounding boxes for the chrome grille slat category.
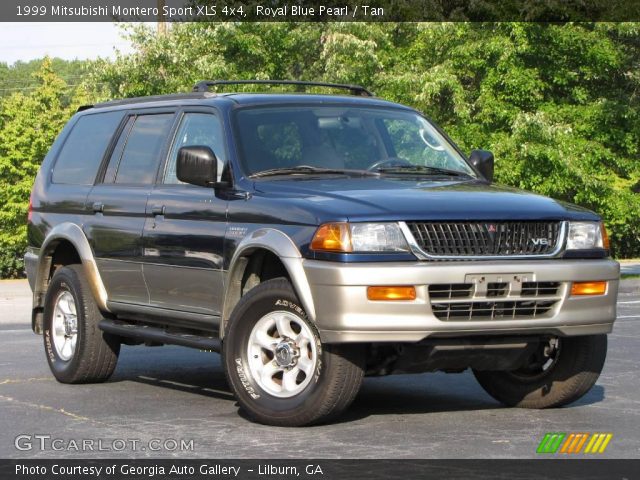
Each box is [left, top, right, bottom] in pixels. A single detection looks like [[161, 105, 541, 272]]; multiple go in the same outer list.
[[407, 221, 561, 257], [428, 282, 562, 321], [486, 282, 508, 297], [521, 281, 561, 297], [428, 283, 474, 299], [431, 300, 557, 321]]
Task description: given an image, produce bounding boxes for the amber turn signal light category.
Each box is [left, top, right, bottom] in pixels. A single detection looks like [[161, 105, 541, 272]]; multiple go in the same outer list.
[[310, 223, 352, 252], [601, 222, 610, 250], [367, 286, 417, 301], [571, 281, 607, 296]]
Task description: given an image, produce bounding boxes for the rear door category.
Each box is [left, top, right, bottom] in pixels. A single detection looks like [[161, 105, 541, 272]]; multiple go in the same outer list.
[[40, 110, 125, 244], [141, 108, 228, 316], [85, 110, 176, 305]]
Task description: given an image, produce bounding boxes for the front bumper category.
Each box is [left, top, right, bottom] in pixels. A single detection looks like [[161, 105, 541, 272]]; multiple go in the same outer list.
[[303, 259, 619, 343]]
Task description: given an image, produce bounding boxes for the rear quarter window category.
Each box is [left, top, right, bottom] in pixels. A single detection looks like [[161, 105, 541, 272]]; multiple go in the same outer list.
[[51, 111, 123, 185]]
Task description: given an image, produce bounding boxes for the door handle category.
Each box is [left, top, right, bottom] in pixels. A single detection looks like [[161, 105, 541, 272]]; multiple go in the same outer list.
[[92, 202, 104, 213], [151, 205, 166, 216]]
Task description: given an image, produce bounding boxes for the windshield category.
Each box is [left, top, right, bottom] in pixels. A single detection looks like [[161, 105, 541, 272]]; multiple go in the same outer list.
[[234, 106, 476, 178]]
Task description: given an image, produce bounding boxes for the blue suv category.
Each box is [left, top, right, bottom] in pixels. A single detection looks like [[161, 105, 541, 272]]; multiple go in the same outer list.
[[25, 80, 619, 426]]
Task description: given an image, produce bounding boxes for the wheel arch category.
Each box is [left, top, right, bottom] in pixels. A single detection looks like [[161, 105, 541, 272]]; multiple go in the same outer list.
[[221, 228, 316, 339], [32, 223, 109, 333]]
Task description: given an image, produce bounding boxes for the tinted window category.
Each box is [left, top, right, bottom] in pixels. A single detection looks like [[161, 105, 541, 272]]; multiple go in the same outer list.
[[165, 113, 226, 184], [113, 114, 174, 185], [383, 118, 466, 171], [103, 116, 134, 184], [52, 111, 123, 185], [235, 107, 475, 176]]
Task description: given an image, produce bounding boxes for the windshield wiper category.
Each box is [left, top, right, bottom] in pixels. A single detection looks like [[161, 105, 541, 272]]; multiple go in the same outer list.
[[375, 164, 472, 177], [250, 166, 377, 178]]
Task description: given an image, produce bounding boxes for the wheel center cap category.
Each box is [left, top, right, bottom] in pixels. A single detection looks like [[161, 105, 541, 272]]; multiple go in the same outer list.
[[63, 316, 77, 336], [275, 341, 298, 367]]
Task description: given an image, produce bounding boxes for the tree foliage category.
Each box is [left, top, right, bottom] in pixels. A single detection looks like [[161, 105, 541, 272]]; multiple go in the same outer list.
[[0, 58, 89, 98], [0, 58, 88, 277]]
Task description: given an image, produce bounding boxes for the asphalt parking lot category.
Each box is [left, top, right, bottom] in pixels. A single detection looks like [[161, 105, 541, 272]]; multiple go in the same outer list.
[[0, 277, 638, 459]]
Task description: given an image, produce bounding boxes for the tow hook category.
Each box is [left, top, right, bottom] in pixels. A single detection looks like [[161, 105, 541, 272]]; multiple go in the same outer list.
[[544, 337, 559, 357]]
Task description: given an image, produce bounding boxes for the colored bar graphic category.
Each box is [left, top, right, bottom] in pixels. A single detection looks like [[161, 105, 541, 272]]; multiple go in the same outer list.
[[539, 433, 613, 454], [559, 433, 590, 454], [537, 433, 553, 453], [573, 433, 589, 453], [585, 433, 613, 454], [560, 434, 575, 453], [537, 433, 566, 453]]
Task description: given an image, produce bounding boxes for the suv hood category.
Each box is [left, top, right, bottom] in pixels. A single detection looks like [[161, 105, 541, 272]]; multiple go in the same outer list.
[[252, 177, 599, 223]]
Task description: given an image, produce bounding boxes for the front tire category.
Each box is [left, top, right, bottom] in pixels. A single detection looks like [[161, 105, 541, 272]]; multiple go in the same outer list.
[[223, 278, 365, 426], [473, 335, 607, 408], [43, 265, 120, 384]]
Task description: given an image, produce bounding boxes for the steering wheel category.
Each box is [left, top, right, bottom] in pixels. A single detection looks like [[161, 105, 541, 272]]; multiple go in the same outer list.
[[367, 157, 413, 171]]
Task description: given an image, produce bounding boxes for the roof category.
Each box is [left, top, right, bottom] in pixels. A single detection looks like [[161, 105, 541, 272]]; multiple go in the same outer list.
[[81, 92, 413, 113]]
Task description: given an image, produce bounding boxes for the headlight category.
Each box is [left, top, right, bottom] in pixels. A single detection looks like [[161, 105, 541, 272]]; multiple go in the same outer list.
[[567, 222, 609, 250], [311, 222, 409, 253]]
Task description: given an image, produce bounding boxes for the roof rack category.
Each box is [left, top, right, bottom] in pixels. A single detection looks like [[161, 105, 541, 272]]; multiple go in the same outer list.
[[192, 80, 374, 97]]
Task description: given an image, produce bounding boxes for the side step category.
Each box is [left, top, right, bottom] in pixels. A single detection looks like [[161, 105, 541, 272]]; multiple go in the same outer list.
[[99, 319, 221, 352]]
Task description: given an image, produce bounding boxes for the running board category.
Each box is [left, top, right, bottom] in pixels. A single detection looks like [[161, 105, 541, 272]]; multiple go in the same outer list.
[[99, 319, 221, 352]]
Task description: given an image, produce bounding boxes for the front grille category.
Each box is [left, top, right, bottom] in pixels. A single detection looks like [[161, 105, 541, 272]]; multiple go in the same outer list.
[[428, 282, 563, 321], [521, 281, 561, 297], [428, 283, 473, 299], [407, 221, 562, 257], [486, 282, 508, 297], [431, 300, 557, 321]]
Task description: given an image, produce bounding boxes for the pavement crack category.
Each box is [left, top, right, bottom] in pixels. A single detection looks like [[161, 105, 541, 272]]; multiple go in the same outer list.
[[0, 377, 52, 385], [0, 394, 104, 424]]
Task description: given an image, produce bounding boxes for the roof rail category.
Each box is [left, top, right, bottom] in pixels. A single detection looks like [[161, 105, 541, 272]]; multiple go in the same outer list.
[[91, 92, 214, 109], [192, 80, 374, 97]]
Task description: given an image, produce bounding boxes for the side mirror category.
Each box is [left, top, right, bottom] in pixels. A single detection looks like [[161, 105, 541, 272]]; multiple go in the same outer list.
[[177, 146, 218, 187], [469, 149, 494, 182]]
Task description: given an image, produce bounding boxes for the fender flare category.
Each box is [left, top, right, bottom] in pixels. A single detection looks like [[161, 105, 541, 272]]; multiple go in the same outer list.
[[221, 228, 316, 338], [34, 223, 109, 313]]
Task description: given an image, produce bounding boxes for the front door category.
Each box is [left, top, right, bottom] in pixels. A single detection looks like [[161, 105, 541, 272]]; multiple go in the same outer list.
[[142, 110, 228, 316]]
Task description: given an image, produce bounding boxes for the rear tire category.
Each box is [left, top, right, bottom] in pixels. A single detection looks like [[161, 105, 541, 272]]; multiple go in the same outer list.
[[223, 278, 365, 426], [473, 335, 607, 408], [43, 265, 120, 384]]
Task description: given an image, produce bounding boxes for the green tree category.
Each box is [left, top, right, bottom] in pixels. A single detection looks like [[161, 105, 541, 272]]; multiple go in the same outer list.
[[0, 58, 85, 277], [0, 57, 90, 98], [94, 23, 395, 97]]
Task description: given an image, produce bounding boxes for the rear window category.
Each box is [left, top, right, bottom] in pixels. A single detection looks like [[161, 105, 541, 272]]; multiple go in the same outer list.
[[52, 111, 123, 185]]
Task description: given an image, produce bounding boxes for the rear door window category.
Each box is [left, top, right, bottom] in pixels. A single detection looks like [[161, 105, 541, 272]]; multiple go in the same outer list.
[[107, 114, 174, 185], [52, 111, 123, 185]]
